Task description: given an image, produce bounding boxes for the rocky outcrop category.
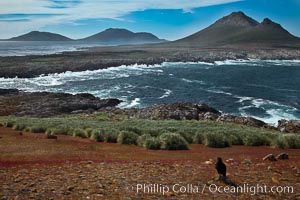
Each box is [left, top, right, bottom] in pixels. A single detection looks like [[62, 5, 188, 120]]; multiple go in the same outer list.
[[0, 89, 19, 95], [276, 153, 289, 160], [199, 112, 220, 121], [135, 102, 220, 120], [99, 102, 275, 129], [263, 154, 277, 161], [278, 120, 300, 133], [0, 89, 121, 117], [217, 114, 267, 128]]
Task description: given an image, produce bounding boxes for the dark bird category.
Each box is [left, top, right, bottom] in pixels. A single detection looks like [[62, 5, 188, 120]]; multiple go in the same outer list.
[[215, 157, 226, 177], [19, 132, 23, 136]]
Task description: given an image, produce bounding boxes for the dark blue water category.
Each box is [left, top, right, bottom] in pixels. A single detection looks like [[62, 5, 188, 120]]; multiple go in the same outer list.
[[0, 60, 299, 124]]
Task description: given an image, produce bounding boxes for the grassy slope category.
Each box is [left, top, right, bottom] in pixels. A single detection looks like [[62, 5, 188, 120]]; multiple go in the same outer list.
[[1, 113, 299, 149]]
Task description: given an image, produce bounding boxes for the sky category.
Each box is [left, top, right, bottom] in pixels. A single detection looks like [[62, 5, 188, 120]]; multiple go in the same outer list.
[[0, 0, 300, 40]]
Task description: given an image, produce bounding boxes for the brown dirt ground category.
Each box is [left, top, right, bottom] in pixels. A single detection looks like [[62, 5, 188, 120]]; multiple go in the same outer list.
[[0, 127, 300, 200]]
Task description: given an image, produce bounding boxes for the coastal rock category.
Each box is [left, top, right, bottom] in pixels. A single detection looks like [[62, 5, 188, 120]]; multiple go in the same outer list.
[[235, 116, 267, 127], [135, 103, 220, 120], [46, 134, 58, 140], [217, 114, 236, 123], [198, 112, 220, 121], [0, 89, 19, 95], [263, 154, 277, 161], [217, 114, 266, 127], [276, 153, 289, 160], [277, 120, 300, 133], [0, 89, 121, 117]]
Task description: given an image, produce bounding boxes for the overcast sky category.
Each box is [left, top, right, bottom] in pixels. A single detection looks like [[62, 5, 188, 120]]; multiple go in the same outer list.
[[0, 0, 299, 40]]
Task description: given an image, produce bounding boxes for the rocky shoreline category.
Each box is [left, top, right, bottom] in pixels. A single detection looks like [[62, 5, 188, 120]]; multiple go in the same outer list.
[[0, 89, 299, 133], [0, 89, 121, 117], [1, 46, 300, 78]]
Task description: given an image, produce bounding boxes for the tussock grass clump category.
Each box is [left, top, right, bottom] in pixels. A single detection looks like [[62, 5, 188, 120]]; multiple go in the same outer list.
[[159, 132, 189, 150], [48, 126, 72, 135], [120, 126, 143, 135], [90, 129, 106, 142], [105, 129, 119, 143], [228, 134, 244, 145], [13, 123, 26, 131], [72, 128, 87, 138], [177, 129, 195, 143], [84, 128, 93, 138], [117, 130, 139, 145], [273, 134, 300, 149], [29, 126, 47, 133], [243, 133, 271, 146], [193, 132, 206, 144], [56, 127, 72, 135], [143, 128, 164, 137], [144, 137, 161, 150], [204, 132, 231, 148], [166, 127, 178, 133], [5, 120, 15, 128], [137, 134, 152, 147]]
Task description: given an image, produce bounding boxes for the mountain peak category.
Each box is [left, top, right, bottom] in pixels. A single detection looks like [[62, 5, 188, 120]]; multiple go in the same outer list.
[[260, 18, 282, 27], [8, 31, 72, 41], [105, 28, 131, 32], [81, 28, 164, 44], [172, 11, 298, 47], [215, 11, 259, 27], [262, 18, 272, 24]]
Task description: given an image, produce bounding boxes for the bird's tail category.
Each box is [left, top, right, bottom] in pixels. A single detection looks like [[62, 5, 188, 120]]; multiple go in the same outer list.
[[219, 176, 238, 187]]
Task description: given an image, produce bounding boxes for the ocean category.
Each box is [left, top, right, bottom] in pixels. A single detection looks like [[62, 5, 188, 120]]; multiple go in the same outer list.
[[0, 41, 108, 56], [0, 59, 299, 125]]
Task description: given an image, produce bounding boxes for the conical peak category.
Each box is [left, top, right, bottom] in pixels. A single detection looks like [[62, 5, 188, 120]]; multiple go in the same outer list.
[[215, 11, 259, 27]]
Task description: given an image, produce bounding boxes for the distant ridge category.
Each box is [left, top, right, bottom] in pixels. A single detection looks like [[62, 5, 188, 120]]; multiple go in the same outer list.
[[80, 28, 166, 44], [8, 31, 73, 41], [171, 11, 299, 47], [5, 28, 165, 44]]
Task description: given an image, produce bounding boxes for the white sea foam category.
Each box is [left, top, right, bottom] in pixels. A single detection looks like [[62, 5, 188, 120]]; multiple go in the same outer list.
[[214, 59, 300, 67], [263, 59, 300, 66], [181, 78, 205, 85], [161, 61, 214, 66], [158, 89, 172, 99], [247, 109, 299, 125], [206, 89, 233, 96], [0, 63, 164, 91], [238, 97, 299, 125], [120, 98, 141, 108], [214, 59, 262, 66]]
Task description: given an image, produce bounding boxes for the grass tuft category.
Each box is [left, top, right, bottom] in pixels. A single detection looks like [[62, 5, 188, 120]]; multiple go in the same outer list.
[[204, 132, 231, 148], [117, 130, 139, 145], [159, 132, 189, 150]]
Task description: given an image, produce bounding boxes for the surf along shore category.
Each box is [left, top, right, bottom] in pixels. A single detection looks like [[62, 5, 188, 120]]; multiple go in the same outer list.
[[1, 44, 300, 78]]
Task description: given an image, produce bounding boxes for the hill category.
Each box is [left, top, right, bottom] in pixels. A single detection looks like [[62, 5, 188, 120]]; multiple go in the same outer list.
[[8, 31, 73, 41], [80, 28, 165, 44], [171, 11, 300, 47]]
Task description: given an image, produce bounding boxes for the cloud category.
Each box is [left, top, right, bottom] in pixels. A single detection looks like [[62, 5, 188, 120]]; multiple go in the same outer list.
[[0, 0, 241, 38], [47, 0, 82, 9]]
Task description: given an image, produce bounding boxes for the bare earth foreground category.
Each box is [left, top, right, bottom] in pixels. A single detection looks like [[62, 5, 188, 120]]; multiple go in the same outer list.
[[0, 127, 300, 200]]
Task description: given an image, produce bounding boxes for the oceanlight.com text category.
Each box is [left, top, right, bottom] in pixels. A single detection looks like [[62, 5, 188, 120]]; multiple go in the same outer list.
[[208, 184, 294, 195], [134, 183, 294, 196]]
